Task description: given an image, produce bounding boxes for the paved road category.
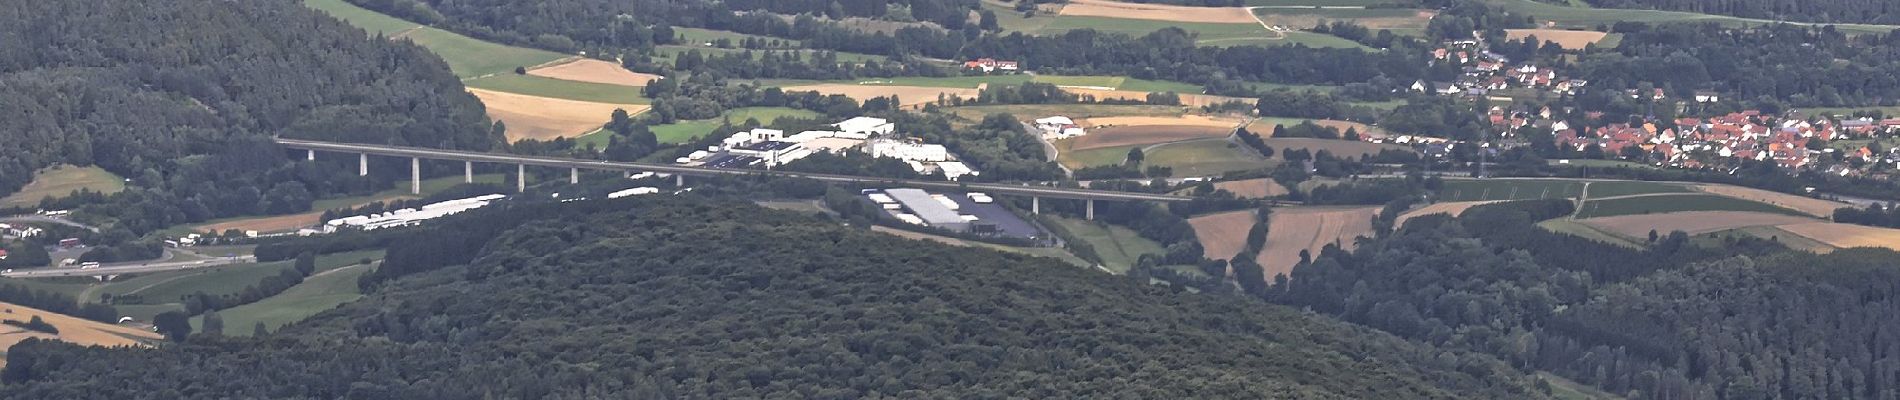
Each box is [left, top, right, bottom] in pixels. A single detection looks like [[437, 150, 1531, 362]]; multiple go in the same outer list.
[[2, 254, 257, 278], [0, 215, 101, 233], [277, 138, 1193, 202]]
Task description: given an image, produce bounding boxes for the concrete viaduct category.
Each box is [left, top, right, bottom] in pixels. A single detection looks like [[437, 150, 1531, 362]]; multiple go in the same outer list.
[[276, 138, 1194, 219]]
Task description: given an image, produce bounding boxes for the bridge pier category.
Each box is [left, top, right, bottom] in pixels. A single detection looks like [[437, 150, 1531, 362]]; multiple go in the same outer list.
[[675, 174, 684, 187], [410, 157, 421, 194], [1085, 199, 1094, 220], [464, 161, 473, 183], [306, 149, 315, 161], [516, 164, 526, 192], [1031, 196, 1040, 215], [358, 153, 368, 176], [570, 168, 579, 184]]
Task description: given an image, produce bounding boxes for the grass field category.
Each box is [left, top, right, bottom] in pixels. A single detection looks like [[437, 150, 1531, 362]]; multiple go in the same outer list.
[[1438, 179, 1585, 202], [98, 262, 298, 306], [192, 263, 376, 336], [1537, 219, 1644, 249], [1, 165, 126, 208], [653, 45, 890, 64], [674, 28, 801, 48], [1146, 139, 1274, 177], [1718, 225, 1836, 253], [1247, 0, 1394, 5], [1032, 75, 1206, 93], [463, 74, 649, 104], [303, 0, 568, 78], [870, 226, 1089, 267], [1048, 217, 1165, 274], [1251, 7, 1433, 32], [1583, 181, 1692, 198], [644, 107, 822, 144], [940, 104, 1185, 123], [302, 0, 419, 35], [1479, 0, 1898, 34], [1040, 16, 1279, 46], [1576, 194, 1805, 219], [1538, 372, 1626, 400]]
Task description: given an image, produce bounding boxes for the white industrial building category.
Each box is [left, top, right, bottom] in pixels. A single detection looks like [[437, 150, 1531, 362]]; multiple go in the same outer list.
[[323, 194, 505, 232], [882, 188, 971, 232], [1035, 116, 1087, 138], [607, 187, 661, 198], [869, 139, 949, 162], [834, 117, 895, 137]]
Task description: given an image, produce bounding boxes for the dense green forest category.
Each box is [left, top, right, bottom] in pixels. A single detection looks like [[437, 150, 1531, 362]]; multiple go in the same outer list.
[[1581, 0, 1900, 24], [0, 0, 494, 234], [1267, 201, 1900, 399], [2, 198, 1548, 399]]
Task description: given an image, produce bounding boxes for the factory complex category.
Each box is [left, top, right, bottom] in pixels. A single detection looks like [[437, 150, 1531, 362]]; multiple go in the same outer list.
[[678, 116, 980, 180]]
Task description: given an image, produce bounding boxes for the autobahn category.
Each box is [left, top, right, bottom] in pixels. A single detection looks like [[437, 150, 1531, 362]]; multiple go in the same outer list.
[[1, 255, 257, 278], [275, 138, 1196, 202]]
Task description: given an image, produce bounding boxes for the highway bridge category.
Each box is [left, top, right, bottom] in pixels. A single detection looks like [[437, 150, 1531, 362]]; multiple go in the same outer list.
[[275, 138, 1195, 218]]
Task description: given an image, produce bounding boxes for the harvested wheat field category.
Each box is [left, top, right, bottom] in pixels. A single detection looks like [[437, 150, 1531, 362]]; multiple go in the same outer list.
[[1580, 211, 1821, 238], [783, 84, 980, 107], [1505, 29, 1610, 50], [1064, 88, 1251, 107], [527, 58, 662, 87], [1261, 137, 1412, 159], [1079, 115, 1239, 129], [1214, 178, 1290, 199], [1071, 125, 1233, 151], [1396, 200, 1504, 227], [1058, 0, 1258, 23], [1693, 184, 1847, 218], [1188, 210, 1258, 262], [0, 301, 162, 367], [1777, 222, 1900, 251], [470, 88, 650, 141], [1256, 206, 1378, 282]]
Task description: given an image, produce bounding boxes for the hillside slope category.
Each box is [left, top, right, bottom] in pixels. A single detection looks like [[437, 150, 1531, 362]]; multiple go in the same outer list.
[[1, 199, 1548, 399]]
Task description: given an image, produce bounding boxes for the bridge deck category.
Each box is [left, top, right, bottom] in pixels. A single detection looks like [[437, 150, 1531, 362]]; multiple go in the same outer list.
[[275, 138, 1194, 202]]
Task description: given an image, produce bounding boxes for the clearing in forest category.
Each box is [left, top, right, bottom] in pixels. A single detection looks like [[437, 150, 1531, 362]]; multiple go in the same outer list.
[[1188, 210, 1257, 262], [1213, 178, 1291, 199], [1070, 125, 1235, 151], [0, 165, 126, 208], [526, 58, 662, 87], [1058, 0, 1260, 24], [1505, 29, 1610, 50], [1776, 223, 1900, 251], [1579, 211, 1820, 238], [0, 301, 162, 367], [470, 88, 650, 141], [1257, 206, 1378, 282]]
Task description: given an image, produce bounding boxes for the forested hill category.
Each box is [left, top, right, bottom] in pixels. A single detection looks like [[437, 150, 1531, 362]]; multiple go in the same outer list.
[[1580, 0, 1900, 25], [1, 198, 1548, 399], [0, 0, 493, 201]]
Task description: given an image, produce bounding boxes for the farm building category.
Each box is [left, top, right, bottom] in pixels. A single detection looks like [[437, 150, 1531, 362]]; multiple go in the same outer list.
[[1035, 116, 1087, 138], [883, 189, 971, 232]]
